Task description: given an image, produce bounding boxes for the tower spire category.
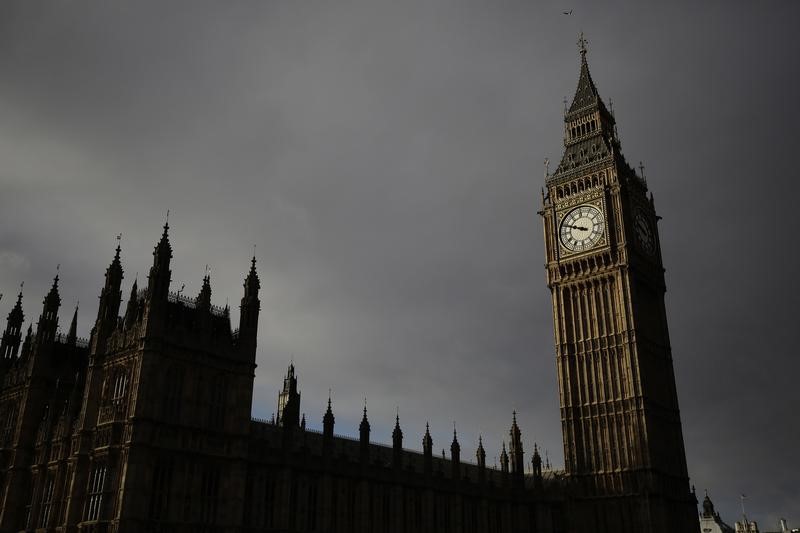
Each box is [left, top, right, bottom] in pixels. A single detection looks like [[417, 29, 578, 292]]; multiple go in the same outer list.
[[359, 398, 370, 463], [500, 441, 509, 474], [93, 240, 124, 351], [550, 34, 623, 182], [145, 220, 173, 312], [392, 407, 403, 469], [123, 276, 139, 328], [1, 283, 24, 361], [66, 303, 78, 345], [476, 435, 486, 475], [197, 268, 212, 311], [37, 268, 61, 344], [276, 362, 300, 428], [322, 389, 335, 455], [450, 421, 461, 479], [423, 422, 433, 475], [577, 31, 588, 57], [238, 253, 260, 356]]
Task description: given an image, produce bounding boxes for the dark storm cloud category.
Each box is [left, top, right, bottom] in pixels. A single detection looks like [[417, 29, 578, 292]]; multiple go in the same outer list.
[[1, 0, 797, 526]]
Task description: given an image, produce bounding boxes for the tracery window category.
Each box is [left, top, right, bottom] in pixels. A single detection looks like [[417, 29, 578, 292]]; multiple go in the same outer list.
[[111, 368, 128, 402], [86, 463, 107, 521], [0, 403, 17, 446], [39, 470, 56, 528]]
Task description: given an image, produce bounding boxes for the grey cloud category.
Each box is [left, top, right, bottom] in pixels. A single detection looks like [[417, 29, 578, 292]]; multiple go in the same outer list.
[[1, 0, 798, 527]]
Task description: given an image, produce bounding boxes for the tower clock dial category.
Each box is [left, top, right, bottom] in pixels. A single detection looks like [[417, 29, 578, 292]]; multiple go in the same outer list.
[[634, 210, 655, 255], [559, 205, 605, 252]]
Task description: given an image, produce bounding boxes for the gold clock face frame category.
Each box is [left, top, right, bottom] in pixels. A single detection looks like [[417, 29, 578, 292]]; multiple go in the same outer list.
[[559, 204, 606, 253], [634, 209, 656, 255]]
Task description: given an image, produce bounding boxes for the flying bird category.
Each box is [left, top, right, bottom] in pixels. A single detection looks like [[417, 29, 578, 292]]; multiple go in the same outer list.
[[563, 9, 572, 15]]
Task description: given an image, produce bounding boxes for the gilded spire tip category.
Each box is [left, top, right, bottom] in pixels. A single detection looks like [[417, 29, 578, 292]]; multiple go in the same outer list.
[[578, 31, 588, 57]]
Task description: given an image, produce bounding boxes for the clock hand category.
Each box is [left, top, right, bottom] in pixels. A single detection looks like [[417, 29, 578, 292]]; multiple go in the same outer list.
[[565, 224, 589, 231]]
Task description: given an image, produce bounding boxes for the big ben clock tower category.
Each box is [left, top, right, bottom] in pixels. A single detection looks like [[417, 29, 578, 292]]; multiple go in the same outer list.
[[541, 36, 699, 533]]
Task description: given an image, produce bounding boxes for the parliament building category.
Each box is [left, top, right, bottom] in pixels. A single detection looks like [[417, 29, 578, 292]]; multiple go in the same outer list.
[[0, 42, 699, 533]]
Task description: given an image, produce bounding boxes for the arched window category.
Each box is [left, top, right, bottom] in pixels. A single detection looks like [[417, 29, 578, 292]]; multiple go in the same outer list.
[[111, 369, 127, 402], [86, 463, 107, 522]]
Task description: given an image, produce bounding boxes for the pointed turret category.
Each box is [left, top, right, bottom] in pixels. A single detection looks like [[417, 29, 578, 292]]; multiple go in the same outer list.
[[1, 286, 25, 360], [701, 490, 716, 518], [450, 423, 461, 479], [143, 221, 172, 336], [500, 442, 509, 474], [476, 436, 486, 482], [566, 33, 609, 116], [359, 400, 370, 463], [238, 255, 260, 357], [532, 442, 543, 488], [123, 277, 139, 329], [423, 422, 433, 475], [509, 411, 525, 487], [392, 410, 403, 469], [322, 392, 334, 455], [276, 363, 300, 428], [147, 220, 172, 303], [36, 272, 61, 345], [197, 271, 212, 311], [66, 304, 78, 346], [18, 325, 33, 363], [94, 242, 123, 349]]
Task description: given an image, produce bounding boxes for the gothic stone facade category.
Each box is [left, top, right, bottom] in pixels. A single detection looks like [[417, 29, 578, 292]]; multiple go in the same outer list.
[[0, 44, 698, 533], [539, 41, 698, 533], [0, 227, 563, 533]]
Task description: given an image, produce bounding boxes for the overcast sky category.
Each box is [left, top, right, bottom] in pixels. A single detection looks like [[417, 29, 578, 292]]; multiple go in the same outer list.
[[1, 0, 798, 527]]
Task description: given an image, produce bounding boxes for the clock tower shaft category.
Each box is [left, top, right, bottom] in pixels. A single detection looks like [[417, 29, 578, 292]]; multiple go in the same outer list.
[[541, 40, 698, 533]]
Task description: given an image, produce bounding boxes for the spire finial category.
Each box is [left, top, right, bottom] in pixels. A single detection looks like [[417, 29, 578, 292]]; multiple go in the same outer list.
[[577, 31, 588, 57], [396, 406, 400, 424], [328, 388, 332, 407], [363, 397, 367, 417]]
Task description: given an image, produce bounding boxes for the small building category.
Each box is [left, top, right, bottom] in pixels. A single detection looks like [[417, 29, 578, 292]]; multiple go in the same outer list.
[[700, 491, 734, 533]]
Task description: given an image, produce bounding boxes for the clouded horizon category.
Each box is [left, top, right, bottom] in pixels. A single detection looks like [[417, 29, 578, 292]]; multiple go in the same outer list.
[[1, 1, 798, 527]]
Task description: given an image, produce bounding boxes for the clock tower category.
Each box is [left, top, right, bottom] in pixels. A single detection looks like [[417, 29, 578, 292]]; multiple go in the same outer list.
[[541, 36, 699, 533]]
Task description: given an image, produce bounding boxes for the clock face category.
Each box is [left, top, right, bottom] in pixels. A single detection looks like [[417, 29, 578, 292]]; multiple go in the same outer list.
[[559, 205, 605, 252], [634, 210, 655, 255]]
